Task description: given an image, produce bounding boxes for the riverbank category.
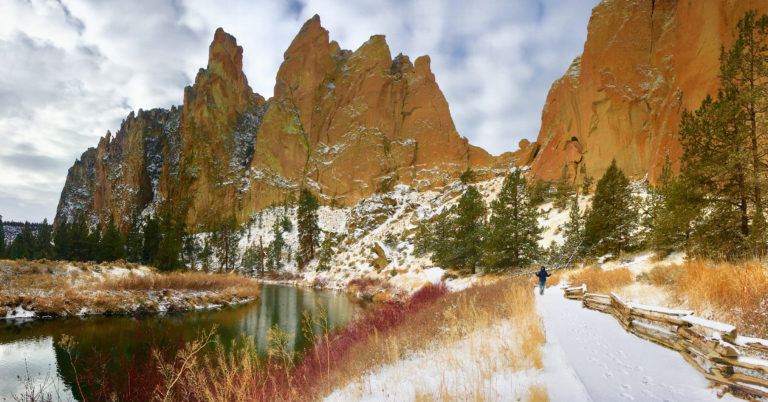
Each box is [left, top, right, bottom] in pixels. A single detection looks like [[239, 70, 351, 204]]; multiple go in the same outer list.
[[257, 265, 499, 303], [142, 277, 545, 401], [0, 259, 260, 319]]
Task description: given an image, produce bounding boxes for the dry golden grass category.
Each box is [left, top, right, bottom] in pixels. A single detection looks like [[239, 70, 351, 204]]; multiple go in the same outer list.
[[652, 260, 768, 338], [567, 267, 634, 294], [546, 271, 563, 288], [0, 259, 260, 317], [320, 278, 547, 399], [527, 383, 549, 402]]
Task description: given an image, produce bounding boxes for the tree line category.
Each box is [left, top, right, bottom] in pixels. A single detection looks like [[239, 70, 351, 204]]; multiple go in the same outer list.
[[415, 159, 640, 273], [0, 188, 322, 274]]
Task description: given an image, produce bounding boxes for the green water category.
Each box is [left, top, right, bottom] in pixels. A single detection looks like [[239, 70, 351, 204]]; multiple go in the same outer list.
[[0, 284, 363, 400]]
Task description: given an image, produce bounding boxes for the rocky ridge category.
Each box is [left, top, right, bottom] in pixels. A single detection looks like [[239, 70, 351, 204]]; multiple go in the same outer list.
[[56, 16, 495, 230], [528, 0, 768, 184]]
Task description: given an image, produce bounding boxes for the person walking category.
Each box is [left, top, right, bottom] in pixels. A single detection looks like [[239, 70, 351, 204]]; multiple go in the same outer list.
[[536, 266, 551, 295]]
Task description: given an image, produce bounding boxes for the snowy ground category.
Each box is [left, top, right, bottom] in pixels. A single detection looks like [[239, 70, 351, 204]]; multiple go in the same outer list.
[[324, 318, 544, 401], [537, 286, 736, 402], [324, 284, 732, 401]]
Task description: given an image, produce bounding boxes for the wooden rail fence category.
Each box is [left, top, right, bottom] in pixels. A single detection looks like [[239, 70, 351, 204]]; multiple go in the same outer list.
[[563, 284, 768, 399]]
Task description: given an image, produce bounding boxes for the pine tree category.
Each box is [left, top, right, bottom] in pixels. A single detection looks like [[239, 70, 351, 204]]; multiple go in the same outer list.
[[0, 215, 6, 258], [10, 222, 36, 260], [554, 163, 574, 210], [529, 179, 551, 206], [414, 209, 452, 261], [200, 236, 214, 271], [561, 193, 584, 264], [460, 167, 476, 184], [86, 224, 102, 262], [721, 11, 768, 220], [644, 155, 700, 254], [297, 188, 320, 269], [155, 212, 183, 271], [124, 214, 143, 263], [100, 217, 125, 262], [241, 241, 261, 276], [35, 219, 54, 259], [267, 220, 285, 271], [678, 11, 768, 258], [448, 186, 487, 274], [212, 216, 241, 272], [582, 159, 638, 256], [483, 170, 542, 270], [142, 217, 160, 264], [182, 231, 201, 269], [580, 163, 594, 195], [317, 234, 335, 271], [54, 220, 71, 260], [70, 216, 92, 261]]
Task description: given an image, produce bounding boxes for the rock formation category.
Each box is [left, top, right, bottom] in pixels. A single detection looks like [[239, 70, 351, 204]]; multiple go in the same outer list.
[[528, 0, 768, 184], [56, 16, 491, 230]]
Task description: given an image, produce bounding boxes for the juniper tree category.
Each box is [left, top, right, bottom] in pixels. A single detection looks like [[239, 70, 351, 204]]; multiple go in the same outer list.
[[483, 170, 542, 270], [582, 159, 638, 256], [297, 188, 320, 269]]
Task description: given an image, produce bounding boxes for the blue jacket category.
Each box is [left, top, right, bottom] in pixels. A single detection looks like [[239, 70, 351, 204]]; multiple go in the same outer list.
[[536, 269, 551, 281]]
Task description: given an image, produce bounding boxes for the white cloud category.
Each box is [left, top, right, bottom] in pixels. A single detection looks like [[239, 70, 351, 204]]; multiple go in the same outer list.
[[0, 0, 595, 221]]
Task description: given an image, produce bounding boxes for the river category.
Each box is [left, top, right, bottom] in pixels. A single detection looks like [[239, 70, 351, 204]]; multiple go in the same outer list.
[[0, 284, 363, 400]]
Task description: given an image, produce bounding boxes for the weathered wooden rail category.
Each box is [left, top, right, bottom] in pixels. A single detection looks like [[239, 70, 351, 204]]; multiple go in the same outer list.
[[563, 284, 768, 399]]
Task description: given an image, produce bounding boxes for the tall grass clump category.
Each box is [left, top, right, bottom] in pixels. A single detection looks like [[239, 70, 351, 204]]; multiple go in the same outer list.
[[568, 267, 633, 293], [664, 260, 768, 337]]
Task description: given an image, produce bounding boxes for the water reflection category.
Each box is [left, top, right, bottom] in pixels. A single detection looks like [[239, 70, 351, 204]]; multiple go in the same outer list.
[[0, 284, 362, 400]]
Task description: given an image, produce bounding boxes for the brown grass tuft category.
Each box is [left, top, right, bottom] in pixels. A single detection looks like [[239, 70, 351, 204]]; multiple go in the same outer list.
[[660, 260, 768, 337], [527, 383, 549, 402], [546, 271, 563, 288], [0, 259, 260, 317], [568, 267, 633, 294]]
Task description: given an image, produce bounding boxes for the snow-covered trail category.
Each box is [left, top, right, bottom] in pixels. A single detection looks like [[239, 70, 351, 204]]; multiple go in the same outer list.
[[536, 287, 736, 402]]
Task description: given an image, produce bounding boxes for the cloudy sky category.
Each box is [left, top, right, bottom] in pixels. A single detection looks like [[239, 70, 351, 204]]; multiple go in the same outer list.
[[0, 0, 597, 222]]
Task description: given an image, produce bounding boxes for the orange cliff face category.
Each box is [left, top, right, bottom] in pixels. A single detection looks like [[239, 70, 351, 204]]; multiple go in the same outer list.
[[527, 0, 768, 185], [56, 16, 493, 231]]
